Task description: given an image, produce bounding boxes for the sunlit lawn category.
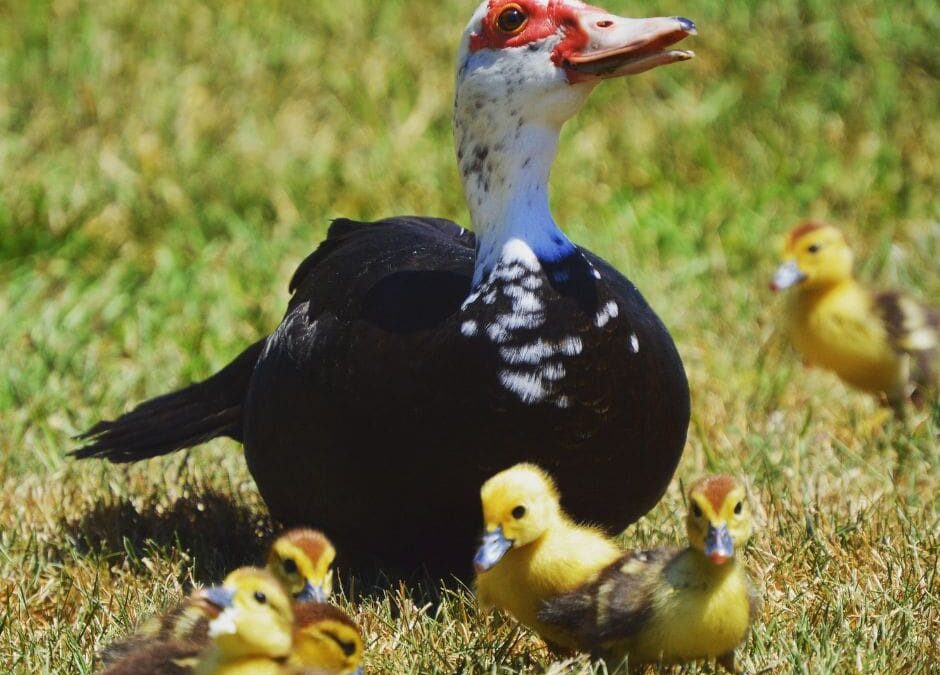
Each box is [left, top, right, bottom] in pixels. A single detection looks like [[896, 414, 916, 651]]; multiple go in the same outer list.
[[1, 0, 937, 672]]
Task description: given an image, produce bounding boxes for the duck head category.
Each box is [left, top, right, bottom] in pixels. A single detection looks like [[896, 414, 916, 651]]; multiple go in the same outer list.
[[685, 476, 752, 565], [454, 0, 696, 286], [771, 221, 854, 292], [268, 528, 336, 603], [292, 603, 365, 675], [196, 567, 294, 661], [474, 463, 562, 572]]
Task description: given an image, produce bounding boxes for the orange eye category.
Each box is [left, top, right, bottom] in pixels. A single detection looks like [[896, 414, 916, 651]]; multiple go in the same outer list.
[[496, 4, 527, 34]]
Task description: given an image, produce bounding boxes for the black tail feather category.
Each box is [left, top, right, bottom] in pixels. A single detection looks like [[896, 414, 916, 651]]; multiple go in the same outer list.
[[72, 339, 266, 463]]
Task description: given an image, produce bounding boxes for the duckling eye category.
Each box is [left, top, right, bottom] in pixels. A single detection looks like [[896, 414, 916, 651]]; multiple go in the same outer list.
[[253, 591, 267, 604], [734, 501, 743, 515], [496, 5, 527, 34], [282, 558, 298, 574], [324, 631, 357, 657], [691, 502, 702, 518], [511, 505, 526, 519], [807, 244, 820, 253]]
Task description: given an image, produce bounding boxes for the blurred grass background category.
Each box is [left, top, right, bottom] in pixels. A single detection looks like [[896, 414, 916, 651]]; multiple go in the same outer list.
[[0, 0, 937, 672]]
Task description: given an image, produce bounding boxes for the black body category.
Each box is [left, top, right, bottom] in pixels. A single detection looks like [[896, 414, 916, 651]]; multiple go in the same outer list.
[[77, 216, 689, 575]]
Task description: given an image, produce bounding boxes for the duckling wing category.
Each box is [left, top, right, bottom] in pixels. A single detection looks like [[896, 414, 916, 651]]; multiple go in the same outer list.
[[98, 639, 201, 674], [538, 550, 670, 646], [875, 292, 940, 391], [100, 601, 211, 667]]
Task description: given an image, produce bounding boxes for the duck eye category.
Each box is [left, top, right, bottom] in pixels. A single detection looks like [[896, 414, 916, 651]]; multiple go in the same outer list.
[[496, 5, 527, 34], [253, 591, 267, 604], [511, 505, 526, 519], [807, 244, 820, 253], [734, 501, 743, 515], [282, 558, 298, 574], [324, 631, 357, 657], [691, 502, 702, 518]]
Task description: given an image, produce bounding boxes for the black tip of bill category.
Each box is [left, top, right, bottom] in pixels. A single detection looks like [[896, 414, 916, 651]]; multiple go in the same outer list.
[[676, 16, 697, 35]]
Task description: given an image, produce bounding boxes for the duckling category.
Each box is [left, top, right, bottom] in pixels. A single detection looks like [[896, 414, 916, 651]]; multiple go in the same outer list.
[[473, 463, 622, 649], [192, 567, 295, 675], [538, 476, 759, 672], [289, 603, 364, 675], [100, 528, 335, 666], [772, 221, 939, 417], [100, 567, 294, 675], [268, 528, 336, 603]]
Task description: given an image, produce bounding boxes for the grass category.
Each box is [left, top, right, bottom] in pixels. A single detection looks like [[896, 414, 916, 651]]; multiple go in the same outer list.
[[0, 0, 938, 672]]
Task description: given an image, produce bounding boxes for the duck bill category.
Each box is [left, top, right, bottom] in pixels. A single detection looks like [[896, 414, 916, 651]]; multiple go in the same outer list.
[[192, 586, 235, 621], [194, 585, 235, 618], [771, 260, 807, 291], [565, 12, 696, 83], [473, 526, 513, 573], [296, 580, 328, 603], [704, 523, 734, 565]]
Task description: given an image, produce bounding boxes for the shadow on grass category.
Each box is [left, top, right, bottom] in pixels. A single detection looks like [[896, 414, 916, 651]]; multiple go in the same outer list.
[[60, 484, 273, 584], [56, 477, 469, 598]]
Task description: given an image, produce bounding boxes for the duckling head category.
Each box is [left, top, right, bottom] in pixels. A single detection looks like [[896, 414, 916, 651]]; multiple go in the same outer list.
[[196, 566, 294, 661], [268, 528, 336, 603], [292, 603, 364, 675], [474, 463, 562, 572], [685, 476, 752, 566], [772, 221, 854, 292]]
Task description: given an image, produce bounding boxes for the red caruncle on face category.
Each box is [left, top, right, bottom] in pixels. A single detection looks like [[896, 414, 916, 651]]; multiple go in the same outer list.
[[469, 0, 596, 69]]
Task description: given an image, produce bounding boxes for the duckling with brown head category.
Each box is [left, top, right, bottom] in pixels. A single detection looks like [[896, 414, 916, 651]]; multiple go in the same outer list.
[[538, 475, 760, 672]]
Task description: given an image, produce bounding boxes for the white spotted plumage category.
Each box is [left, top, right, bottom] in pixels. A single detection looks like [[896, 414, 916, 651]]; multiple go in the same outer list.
[[595, 300, 620, 328]]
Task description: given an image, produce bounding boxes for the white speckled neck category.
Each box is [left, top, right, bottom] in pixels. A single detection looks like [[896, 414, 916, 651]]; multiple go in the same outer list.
[[454, 38, 593, 288], [461, 123, 577, 288]]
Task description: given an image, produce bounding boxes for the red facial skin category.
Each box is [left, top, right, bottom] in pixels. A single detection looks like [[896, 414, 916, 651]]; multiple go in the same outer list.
[[468, 0, 594, 69]]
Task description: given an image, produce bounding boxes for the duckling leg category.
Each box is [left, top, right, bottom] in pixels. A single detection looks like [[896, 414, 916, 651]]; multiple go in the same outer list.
[[717, 650, 740, 673], [887, 394, 908, 421]]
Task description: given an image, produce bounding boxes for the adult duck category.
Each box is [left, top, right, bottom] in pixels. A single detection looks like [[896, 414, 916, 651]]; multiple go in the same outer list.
[[76, 0, 694, 575]]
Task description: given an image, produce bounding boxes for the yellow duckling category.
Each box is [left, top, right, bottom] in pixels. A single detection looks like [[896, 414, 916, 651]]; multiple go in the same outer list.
[[193, 567, 295, 675], [268, 528, 336, 603], [538, 475, 759, 672], [289, 603, 364, 675], [473, 463, 622, 649], [100, 529, 336, 667], [772, 221, 938, 416], [99, 567, 294, 675]]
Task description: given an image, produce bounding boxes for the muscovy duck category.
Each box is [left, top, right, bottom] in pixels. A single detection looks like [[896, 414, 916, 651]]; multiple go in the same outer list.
[[76, 0, 694, 575]]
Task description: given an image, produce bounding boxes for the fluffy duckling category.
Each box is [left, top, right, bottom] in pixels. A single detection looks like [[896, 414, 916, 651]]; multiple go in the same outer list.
[[100, 529, 335, 666], [289, 603, 364, 675], [772, 221, 938, 416], [100, 567, 294, 675], [538, 476, 759, 672], [473, 463, 622, 649], [268, 528, 336, 603], [193, 567, 295, 675]]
